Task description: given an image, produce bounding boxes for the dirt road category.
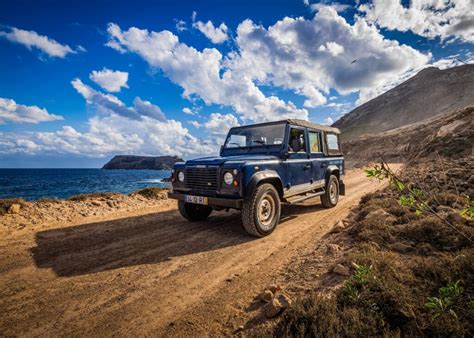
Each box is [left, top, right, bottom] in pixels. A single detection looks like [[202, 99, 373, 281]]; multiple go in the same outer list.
[[0, 168, 389, 336]]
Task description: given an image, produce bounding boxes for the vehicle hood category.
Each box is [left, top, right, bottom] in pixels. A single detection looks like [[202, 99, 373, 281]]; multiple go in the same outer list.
[[185, 154, 279, 166]]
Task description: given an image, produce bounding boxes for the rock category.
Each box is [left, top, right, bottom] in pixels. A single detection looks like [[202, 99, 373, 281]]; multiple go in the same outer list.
[[326, 243, 341, 255], [438, 173, 448, 181], [364, 208, 397, 225], [262, 298, 282, 318], [329, 220, 345, 233], [7, 203, 21, 214], [258, 289, 274, 303], [91, 200, 101, 207], [333, 264, 351, 276], [468, 175, 474, 184], [266, 284, 281, 293], [107, 201, 114, 208], [277, 294, 292, 309]]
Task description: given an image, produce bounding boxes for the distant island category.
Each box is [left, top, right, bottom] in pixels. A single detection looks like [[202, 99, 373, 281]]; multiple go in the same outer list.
[[102, 155, 183, 170]]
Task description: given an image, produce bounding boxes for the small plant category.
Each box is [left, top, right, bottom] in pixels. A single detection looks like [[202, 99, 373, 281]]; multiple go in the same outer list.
[[425, 280, 464, 319], [460, 201, 474, 220], [365, 161, 472, 241], [342, 264, 372, 302]]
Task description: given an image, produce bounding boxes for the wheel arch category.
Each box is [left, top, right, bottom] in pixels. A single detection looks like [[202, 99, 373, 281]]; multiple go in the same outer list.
[[245, 170, 284, 199], [325, 165, 340, 181]]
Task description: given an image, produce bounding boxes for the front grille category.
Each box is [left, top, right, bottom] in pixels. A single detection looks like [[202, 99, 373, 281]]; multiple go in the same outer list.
[[185, 167, 219, 195]]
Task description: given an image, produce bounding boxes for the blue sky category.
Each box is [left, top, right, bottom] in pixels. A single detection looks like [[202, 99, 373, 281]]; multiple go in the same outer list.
[[0, 0, 473, 167]]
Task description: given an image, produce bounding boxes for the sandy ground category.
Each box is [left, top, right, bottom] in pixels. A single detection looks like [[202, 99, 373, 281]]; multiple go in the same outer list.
[[0, 168, 392, 336]]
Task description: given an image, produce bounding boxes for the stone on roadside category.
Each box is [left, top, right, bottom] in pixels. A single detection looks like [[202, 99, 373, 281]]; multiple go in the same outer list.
[[262, 298, 283, 318], [333, 263, 350, 276], [326, 243, 341, 255], [329, 220, 345, 233], [7, 204, 21, 214], [266, 284, 281, 293], [258, 289, 274, 303], [364, 208, 397, 225], [277, 294, 292, 309]]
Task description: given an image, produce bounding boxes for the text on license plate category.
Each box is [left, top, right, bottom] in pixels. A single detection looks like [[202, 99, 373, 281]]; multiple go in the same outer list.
[[185, 195, 208, 205]]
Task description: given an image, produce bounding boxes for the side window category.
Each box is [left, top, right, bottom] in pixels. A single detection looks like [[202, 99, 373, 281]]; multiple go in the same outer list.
[[326, 134, 339, 151], [288, 128, 307, 153], [308, 131, 321, 153]]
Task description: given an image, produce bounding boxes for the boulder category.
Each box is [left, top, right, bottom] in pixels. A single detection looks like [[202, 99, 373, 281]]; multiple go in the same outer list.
[[365, 208, 397, 225], [7, 204, 21, 214], [258, 289, 274, 303], [277, 294, 292, 309], [262, 298, 283, 318], [329, 220, 345, 233], [266, 284, 282, 293], [326, 243, 341, 255], [333, 264, 351, 276]]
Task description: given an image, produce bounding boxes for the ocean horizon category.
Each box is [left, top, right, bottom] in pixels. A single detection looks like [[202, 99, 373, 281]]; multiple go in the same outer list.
[[0, 168, 171, 201]]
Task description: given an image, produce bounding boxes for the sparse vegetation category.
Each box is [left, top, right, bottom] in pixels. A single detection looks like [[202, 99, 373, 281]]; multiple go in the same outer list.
[[68, 192, 120, 201], [131, 186, 167, 199], [0, 198, 26, 215], [271, 158, 474, 337]]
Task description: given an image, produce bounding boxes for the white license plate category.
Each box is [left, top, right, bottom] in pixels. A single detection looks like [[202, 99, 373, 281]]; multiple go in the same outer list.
[[184, 195, 208, 205]]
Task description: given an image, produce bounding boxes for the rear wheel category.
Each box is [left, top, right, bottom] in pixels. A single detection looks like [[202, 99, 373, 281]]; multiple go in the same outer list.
[[242, 183, 281, 237], [178, 201, 212, 221], [321, 175, 339, 208]]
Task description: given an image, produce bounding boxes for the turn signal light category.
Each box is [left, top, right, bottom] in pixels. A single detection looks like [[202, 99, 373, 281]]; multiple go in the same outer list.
[[233, 180, 239, 187]]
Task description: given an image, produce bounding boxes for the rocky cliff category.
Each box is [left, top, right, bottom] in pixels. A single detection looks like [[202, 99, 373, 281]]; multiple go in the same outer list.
[[102, 155, 183, 170]]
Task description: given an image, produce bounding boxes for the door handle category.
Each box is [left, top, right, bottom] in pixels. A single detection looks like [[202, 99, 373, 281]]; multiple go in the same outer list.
[[304, 164, 311, 170]]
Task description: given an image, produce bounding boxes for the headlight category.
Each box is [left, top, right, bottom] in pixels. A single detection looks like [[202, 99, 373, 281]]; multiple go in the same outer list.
[[223, 172, 234, 185], [177, 171, 185, 182]]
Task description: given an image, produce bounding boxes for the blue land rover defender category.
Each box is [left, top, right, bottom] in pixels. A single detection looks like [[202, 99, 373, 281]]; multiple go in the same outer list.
[[168, 119, 345, 237]]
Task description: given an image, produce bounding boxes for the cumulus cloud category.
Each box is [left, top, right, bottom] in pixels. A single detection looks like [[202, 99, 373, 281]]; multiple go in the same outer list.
[[204, 113, 240, 135], [89, 68, 129, 92], [0, 115, 215, 158], [0, 97, 63, 124], [359, 0, 474, 43], [105, 23, 307, 122], [0, 27, 79, 58], [323, 117, 334, 125], [72, 78, 165, 121], [193, 19, 229, 44], [182, 107, 198, 115], [227, 6, 430, 106]]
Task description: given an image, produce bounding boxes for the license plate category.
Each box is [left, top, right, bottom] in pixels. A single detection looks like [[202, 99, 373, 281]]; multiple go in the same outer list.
[[184, 195, 208, 205]]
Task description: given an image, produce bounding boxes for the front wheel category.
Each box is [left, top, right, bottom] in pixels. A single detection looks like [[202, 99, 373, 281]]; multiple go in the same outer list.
[[321, 175, 339, 208], [178, 201, 213, 221], [242, 183, 281, 237]]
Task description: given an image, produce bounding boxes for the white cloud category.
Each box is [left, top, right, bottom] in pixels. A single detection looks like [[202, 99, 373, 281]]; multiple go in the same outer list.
[[311, 2, 350, 13], [0, 27, 78, 58], [183, 107, 197, 115], [175, 19, 187, 32], [89, 68, 129, 92], [359, 0, 474, 43], [189, 120, 201, 128], [193, 19, 229, 44], [72, 78, 165, 121], [0, 97, 63, 124], [228, 7, 430, 107], [323, 117, 334, 125], [105, 23, 308, 123], [203, 113, 240, 135]]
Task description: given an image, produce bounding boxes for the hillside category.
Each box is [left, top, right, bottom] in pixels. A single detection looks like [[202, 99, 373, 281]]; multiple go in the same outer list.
[[334, 65, 474, 141], [342, 106, 474, 168], [102, 155, 183, 170]]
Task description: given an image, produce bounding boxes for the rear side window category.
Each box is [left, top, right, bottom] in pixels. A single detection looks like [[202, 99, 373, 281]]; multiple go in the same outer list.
[[308, 131, 321, 153], [326, 134, 339, 151]]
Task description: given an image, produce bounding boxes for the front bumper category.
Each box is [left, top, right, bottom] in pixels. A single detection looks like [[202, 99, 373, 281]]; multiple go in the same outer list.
[[168, 191, 243, 209]]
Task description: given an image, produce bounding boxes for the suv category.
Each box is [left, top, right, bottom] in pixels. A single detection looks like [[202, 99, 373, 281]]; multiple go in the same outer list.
[[168, 119, 345, 237]]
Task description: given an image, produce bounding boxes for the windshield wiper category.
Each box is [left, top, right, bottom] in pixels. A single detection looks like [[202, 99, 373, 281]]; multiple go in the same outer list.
[[250, 139, 266, 145]]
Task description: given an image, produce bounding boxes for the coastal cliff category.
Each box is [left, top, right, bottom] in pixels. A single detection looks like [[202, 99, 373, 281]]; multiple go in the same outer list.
[[102, 155, 183, 170]]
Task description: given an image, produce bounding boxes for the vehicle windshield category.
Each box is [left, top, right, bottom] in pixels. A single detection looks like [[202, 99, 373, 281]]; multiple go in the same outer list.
[[224, 123, 286, 148]]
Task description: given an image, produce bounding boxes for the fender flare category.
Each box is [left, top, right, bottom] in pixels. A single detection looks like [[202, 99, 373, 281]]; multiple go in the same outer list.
[[325, 165, 340, 180], [244, 170, 283, 199]]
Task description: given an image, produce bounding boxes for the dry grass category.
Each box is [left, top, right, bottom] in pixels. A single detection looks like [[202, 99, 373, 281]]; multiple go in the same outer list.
[[130, 187, 168, 199]]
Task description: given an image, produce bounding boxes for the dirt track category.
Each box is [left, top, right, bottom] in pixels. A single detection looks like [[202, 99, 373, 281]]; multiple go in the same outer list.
[[0, 168, 390, 336]]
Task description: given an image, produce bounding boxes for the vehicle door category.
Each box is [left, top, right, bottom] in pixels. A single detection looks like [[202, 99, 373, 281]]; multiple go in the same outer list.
[[308, 130, 326, 189], [286, 126, 312, 194]]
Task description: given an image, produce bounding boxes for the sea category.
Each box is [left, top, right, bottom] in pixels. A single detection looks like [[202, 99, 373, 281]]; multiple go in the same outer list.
[[0, 169, 171, 201]]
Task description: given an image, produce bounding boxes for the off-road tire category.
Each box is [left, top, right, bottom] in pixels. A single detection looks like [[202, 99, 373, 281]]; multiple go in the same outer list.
[[321, 175, 339, 208], [178, 201, 212, 221], [242, 183, 281, 237]]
